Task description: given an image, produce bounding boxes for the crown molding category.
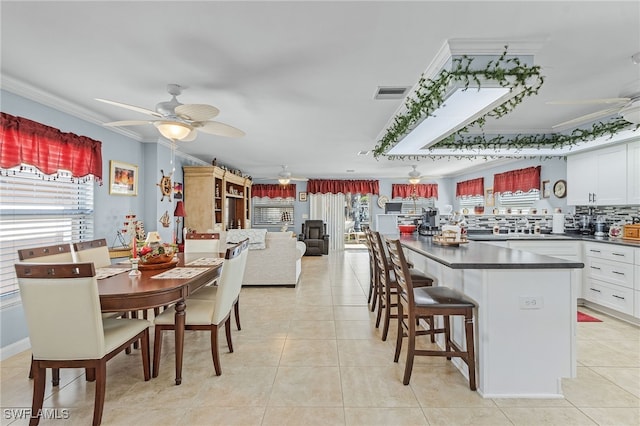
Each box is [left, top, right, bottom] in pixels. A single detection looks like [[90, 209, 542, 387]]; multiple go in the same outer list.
[[1, 74, 145, 141]]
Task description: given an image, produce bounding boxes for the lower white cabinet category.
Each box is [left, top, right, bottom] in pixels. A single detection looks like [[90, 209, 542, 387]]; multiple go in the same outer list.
[[583, 242, 637, 318]]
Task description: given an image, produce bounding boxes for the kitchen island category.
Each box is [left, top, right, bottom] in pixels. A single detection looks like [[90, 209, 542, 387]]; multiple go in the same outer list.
[[398, 234, 584, 398]]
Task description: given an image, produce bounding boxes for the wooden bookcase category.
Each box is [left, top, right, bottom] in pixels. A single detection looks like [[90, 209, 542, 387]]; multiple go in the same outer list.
[[183, 166, 252, 232]]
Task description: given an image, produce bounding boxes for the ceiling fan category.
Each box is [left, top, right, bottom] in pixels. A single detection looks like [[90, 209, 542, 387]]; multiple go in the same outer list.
[[96, 84, 245, 141], [256, 165, 308, 185], [549, 79, 640, 129], [408, 165, 426, 184]]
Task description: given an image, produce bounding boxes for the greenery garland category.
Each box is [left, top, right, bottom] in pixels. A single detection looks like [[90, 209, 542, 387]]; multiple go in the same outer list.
[[373, 47, 639, 160]]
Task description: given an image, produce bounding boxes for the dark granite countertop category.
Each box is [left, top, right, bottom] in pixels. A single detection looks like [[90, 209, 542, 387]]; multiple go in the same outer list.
[[466, 232, 640, 248], [398, 235, 585, 270]]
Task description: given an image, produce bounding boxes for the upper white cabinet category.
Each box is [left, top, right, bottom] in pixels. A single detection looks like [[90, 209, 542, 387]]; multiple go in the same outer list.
[[627, 141, 640, 205], [566, 144, 628, 206]]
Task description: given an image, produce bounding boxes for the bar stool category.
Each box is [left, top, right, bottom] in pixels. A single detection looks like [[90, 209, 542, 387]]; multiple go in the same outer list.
[[385, 237, 477, 389], [369, 230, 434, 341]]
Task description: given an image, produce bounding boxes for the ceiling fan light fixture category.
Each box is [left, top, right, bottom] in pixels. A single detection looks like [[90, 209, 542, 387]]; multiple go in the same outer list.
[[408, 177, 421, 185], [154, 121, 193, 141], [278, 177, 290, 185]]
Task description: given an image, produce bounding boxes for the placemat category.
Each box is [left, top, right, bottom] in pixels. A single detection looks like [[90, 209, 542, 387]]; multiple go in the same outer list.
[[151, 267, 210, 279], [95, 267, 129, 280], [185, 257, 224, 266]]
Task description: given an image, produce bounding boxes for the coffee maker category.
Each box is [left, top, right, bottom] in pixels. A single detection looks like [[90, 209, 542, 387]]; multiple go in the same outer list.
[[418, 207, 440, 236], [578, 214, 594, 235]]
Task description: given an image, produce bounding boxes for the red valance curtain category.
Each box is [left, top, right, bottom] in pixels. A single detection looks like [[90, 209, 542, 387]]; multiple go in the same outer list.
[[392, 184, 439, 199], [456, 177, 484, 197], [493, 166, 541, 194], [252, 183, 296, 199], [0, 113, 103, 182], [307, 179, 379, 195]]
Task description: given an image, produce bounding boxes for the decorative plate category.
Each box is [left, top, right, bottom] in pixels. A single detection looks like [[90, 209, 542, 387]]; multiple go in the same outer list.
[[377, 195, 389, 209]]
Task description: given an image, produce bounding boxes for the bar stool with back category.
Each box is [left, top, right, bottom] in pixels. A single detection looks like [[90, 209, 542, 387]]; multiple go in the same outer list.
[[385, 237, 477, 389]]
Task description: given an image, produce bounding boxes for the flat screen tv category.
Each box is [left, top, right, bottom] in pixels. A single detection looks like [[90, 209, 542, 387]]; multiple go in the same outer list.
[[385, 202, 402, 214]]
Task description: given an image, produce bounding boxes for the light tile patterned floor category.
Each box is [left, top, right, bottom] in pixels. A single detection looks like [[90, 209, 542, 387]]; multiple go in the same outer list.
[[1, 250, 638, 425]]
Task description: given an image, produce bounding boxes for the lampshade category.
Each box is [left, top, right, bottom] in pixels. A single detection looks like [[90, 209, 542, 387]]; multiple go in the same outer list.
[[145, 231, 162, 244], [154, 121, 193, 141], [173, 201, 186, 217], [278, 177, 290, 185]]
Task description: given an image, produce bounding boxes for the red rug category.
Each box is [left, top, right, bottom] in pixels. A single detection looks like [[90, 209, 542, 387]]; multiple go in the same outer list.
[[577, 311, 602, 322]]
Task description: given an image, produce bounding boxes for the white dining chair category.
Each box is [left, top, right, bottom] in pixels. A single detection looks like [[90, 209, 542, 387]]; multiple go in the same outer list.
[[73, 238, 111, 268], [188, 239, 249, 330], [17, 243, 75, 385], [152, 239, 248, 377], [15, 262, 150, 426]]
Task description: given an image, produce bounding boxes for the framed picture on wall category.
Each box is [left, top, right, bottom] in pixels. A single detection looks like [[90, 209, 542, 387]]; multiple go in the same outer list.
[[299, 192, 308, 202], [542, 180, 551, 198], [484, 187, 495, 206], [109, 160, 138, 196]]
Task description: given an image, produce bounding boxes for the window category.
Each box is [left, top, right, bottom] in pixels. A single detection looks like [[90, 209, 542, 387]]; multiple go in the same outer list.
[[458, 195, 485, 210], [252, 197, 294, 226], [0, 166, 94, 299], [496, 190, 540, 212]]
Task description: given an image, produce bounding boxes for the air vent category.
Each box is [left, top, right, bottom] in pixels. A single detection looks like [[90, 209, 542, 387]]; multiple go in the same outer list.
[[357, 150, 370, 156], [374, 86, 410, 100]]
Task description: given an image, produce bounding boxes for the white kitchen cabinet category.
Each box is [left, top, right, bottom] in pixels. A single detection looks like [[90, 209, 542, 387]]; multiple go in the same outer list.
[[627, 141, 640, 205], [566, 144, 627, 205], [583, 242, 636, 317]]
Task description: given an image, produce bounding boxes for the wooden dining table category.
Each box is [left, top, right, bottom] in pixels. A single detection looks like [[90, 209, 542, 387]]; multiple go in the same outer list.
[[97, 252, 223, 385]]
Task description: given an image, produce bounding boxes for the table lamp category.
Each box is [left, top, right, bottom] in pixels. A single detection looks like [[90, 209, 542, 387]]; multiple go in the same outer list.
[[174, 201, 187, 245]]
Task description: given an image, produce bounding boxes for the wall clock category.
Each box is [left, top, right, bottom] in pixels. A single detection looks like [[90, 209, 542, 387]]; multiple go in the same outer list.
[[553, 180, 567, 198], [377, 195, 389, 209]]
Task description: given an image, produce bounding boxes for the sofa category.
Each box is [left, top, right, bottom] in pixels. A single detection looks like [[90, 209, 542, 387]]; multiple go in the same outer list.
[[224, 229, 306, 286]]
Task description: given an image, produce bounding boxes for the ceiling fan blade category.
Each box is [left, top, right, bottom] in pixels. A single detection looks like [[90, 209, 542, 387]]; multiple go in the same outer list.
[[196, 121, 245, 137], [175, 104, 220, 121], [95, 98, 162, 117], [546, 97, 630, 106], [290, 177, 309, 182], [104, 120, 153, 127], [552, 107, 622, 129]]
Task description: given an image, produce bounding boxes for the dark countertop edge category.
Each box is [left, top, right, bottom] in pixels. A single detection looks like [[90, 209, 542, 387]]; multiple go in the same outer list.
[[400, 237, 585, 270], [467, 234, 640, 248]]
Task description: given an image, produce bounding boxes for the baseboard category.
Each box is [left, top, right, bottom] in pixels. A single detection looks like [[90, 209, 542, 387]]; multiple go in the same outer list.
[[0, 337, 30, 361]]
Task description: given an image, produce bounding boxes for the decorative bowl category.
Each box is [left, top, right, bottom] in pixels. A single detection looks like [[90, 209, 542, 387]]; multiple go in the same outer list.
[[398, 224, 417, 234], [139, 253, 174, 265]]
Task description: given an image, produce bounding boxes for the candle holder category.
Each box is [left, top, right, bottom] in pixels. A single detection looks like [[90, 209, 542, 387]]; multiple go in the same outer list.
[[129, 258, 140, 276]]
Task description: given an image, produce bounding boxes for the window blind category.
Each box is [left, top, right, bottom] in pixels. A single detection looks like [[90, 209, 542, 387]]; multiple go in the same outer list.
[[0, 166, 94, 299], [252, 197, 294, 226]]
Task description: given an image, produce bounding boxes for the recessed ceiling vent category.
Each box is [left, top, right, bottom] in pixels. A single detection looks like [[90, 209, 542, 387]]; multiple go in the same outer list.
[[374, 86, 410, 100]]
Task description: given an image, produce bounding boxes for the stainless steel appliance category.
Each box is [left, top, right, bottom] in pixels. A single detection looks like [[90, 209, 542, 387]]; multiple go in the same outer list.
[[578, 214, 594, 235], [594, 216, 607, 237], [418, 207, 440, 236]]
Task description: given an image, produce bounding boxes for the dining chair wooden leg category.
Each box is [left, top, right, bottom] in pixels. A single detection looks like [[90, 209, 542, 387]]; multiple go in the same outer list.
[[152, 326, 164, 378], [30, 363, 46, 426], [92, 361, 107, 426], [86, 368, 96, 382], [444, 315, 452, 359], [140, 330, 151, 381], [210, 324, 222, 376], [233, 299, 241, 331], [225, 317, 234, 353]]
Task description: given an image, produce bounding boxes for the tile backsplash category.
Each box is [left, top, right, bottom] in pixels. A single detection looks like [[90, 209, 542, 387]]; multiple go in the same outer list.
[[455, 205, 640, 233]]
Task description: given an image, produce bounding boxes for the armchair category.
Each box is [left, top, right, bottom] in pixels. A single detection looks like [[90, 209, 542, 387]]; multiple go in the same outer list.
[[298, 220, 329, 255]]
